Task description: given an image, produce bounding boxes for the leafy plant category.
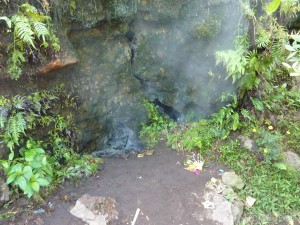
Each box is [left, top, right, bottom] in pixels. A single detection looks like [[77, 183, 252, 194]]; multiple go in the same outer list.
[[140, 99, 175, 148], [1, 139, 52, 198], [215, 35, 249, 83], [0, 3, 60, 79], [218, 141, 300, 218], [211, 93, 240, 138], [167, 120, 217, 155], [0, 85, 101, 198], [255, 128, 284, 163], [283, 32, 300, 77]]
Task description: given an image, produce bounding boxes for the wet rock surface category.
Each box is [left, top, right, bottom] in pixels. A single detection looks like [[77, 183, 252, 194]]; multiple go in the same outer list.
[[0, 0, 243, 156]]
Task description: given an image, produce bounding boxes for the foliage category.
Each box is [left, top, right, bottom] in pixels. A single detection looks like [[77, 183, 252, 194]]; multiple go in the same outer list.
[[0, 85, 101, 198], [215, 35, 249, 83], [218, 141, 300, 218], [283, 32, 300, 77], [139, 99, 175, 148], [59, 154, 102, 182], [0, 3, 60, 79], [167, 120, 218, 155], [1, 139, 52, 198], [255, 128, 284, 163], [277, 115, 300, 154], [211, 93, 241, 138], [266, 0, 281, 14]]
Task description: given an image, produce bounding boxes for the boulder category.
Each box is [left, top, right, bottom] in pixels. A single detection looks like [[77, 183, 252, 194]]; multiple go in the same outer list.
[[70, 194, 118, 225], [222, 172, 245, 190], [210, 195, 244, 225], [284, 151, 300, 170]]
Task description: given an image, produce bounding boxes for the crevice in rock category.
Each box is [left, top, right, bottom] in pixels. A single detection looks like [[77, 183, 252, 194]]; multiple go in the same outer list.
[[152, 98, 181, 121]]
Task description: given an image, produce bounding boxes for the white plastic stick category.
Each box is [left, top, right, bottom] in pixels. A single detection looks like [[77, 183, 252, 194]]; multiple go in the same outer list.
[[131, 208, 140, 225]]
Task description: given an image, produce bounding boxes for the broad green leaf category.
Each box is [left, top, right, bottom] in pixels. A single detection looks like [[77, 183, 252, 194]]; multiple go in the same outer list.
[[251, 98, 264, 111], [7, 173, 18, 184], [282, 62, 292, 69], [24, 184, 34, 198], [10, 163, 22, 173], [1, 161, 10, 170], [31, 181, 40, 193], [8, 151, 14, 160], [266, 0, 281, 14], [274, 163, 287, 170], [41, 156, 47, 166], [32, 147, 45, 154], [22, 166, 33, 180], [37, 178, 50, 186], [285, 44, 295, 52], [25, 150, 35, 162], [7, 141, 14, 151], [16, 175, 27, 190]]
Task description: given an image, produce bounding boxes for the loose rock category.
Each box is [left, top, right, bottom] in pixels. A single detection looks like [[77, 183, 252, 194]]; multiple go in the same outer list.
[[238, 136, 258, 152], [70, 194, 118, 225], [284, 151, 300, 170], [222, 172, 245, 190]]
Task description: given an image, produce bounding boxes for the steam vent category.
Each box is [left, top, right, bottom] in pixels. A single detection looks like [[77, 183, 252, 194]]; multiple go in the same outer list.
[[0, 0, 243, 156]]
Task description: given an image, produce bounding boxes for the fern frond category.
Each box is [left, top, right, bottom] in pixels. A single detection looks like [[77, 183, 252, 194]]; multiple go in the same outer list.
[[13, 15, 35, 49], [6, 112, 27, 144], [33, 21, 49, 46], [20, 3, 50, 22], [16, 112, 27, 135], [7, 50, 25, 80], [7, 116, 21, 144]]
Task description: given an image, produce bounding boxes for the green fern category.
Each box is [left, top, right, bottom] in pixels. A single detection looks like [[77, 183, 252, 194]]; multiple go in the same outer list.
[[2, 3, 60, 79], [7, 50, 25, 80], [16, 112, 27, 135], [6, 112, 27, 145], [215, 36, 249, 83], [13, 15, 35, 49], [33, 21, 49, 47], [20, 3, 50, 22]]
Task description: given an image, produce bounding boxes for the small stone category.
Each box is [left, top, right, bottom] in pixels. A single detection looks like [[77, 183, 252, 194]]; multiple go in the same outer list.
[[238, 136, 258, 152], [222, 172, 245, 190], [284, 151, 300, 170], [245, 196, 256, 208]]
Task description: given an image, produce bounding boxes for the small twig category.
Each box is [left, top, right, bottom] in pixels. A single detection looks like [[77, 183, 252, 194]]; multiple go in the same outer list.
[[131, 208, 140, 225]]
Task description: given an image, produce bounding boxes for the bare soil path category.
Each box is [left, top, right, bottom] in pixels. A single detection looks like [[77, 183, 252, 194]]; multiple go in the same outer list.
[[3, 145, 224, 225]]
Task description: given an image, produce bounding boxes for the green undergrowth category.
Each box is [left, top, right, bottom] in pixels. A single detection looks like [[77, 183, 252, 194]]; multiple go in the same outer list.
[[218, 141, 300, 222], [0, 85, 101, 199]]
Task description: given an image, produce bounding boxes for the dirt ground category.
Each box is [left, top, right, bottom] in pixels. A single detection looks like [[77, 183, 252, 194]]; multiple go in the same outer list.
[[2, 145, 226, 225]]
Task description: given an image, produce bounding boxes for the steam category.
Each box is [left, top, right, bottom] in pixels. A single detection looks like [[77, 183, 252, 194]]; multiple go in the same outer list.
[[131, 0, 245, 121]]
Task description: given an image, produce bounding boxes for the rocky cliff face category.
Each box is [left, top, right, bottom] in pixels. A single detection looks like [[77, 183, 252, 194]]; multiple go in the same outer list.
[[0, 0, 243, 156]]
